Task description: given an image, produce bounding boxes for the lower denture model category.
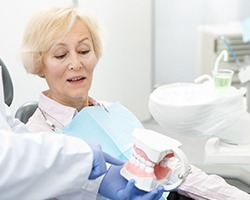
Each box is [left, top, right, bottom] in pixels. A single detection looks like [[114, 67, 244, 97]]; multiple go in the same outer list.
[[120, 128, 190, 192]]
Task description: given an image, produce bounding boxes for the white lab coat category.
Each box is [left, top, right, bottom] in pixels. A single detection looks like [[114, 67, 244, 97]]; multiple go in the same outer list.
[[0, 75, 94, 199]]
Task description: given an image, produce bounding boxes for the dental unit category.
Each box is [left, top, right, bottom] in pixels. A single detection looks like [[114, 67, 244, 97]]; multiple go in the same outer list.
[[120, 128, 190, 192], [148, 50, 250, 191]]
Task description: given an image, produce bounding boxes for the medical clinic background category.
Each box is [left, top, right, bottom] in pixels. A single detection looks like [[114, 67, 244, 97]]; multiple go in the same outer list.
[[1, 0, 250, 122]]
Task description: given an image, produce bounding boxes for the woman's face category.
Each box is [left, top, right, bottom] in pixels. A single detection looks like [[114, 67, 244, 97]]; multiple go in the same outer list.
[[42, 19, 97, 107]]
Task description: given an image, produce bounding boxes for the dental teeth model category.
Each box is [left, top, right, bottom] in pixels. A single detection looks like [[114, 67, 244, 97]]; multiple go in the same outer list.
[[120, 128, 190, 192]]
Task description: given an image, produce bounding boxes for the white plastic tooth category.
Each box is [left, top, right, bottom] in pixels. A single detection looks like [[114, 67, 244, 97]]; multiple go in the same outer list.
[[137, 154, 142, 161], [134, 152, 139, 159], [130, 155, 136, 164], [135, 159, 140, 167], [145, 166, 154, 173], [140, 157, 146, 163], [139, 162, 146, 170], [160, 160, 168, 168], [146, 160, 155, 167], [163, 157, 169, 162]]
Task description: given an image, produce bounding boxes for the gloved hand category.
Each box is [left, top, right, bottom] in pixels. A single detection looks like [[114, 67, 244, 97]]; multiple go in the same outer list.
[[99, 164, 164, 200], [88, 143, 124, 180]]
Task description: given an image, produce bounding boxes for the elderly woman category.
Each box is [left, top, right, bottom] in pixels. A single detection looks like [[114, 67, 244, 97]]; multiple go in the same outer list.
[[21, 5, 250, 200], [20, 5, 164, 200]]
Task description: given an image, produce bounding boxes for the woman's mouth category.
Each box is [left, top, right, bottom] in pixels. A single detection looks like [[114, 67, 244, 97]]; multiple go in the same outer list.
[[67, 76, 85, 82]]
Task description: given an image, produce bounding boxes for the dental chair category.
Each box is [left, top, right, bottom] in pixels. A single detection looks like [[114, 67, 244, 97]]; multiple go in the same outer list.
[[15, 101, 38, 124], [0, 58, 38, 124], [0, 58, 13, 106]]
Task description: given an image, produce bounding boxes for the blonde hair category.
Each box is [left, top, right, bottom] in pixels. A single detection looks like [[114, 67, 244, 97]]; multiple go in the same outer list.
[[21, 6, 102, 76]]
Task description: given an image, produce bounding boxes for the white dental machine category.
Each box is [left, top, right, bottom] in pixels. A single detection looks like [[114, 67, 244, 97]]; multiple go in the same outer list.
[[148, 50, 250, 191]]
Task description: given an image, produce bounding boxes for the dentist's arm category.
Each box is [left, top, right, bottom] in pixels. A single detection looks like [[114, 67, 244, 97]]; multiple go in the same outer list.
[[0, 130, 103, 200]]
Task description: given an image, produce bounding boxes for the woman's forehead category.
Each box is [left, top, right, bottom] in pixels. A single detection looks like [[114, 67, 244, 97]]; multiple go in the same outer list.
[[51, 21, 91, 46]]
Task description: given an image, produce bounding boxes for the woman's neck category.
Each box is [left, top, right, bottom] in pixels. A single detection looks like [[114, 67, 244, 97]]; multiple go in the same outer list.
[[45, 90, 89, 112]]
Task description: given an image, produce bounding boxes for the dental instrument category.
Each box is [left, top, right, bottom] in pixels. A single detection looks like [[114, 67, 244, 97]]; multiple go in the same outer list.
[[210, 50, 234, 88], [213, 50, 228, 72], [120, 128, 190, 192], [195, 51, 233, 88], [221, 36, 241, 67]]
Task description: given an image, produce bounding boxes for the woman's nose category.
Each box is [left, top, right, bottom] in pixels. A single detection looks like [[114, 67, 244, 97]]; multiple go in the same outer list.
[[68, 54, 82, 70]]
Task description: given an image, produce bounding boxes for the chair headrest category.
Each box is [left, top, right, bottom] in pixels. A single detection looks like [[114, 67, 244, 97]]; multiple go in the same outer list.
[[0, 58, 14, 106]]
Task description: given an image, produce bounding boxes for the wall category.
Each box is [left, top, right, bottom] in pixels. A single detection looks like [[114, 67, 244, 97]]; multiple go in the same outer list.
[[0, 0, 152, 121], [78, 0, 153, 121]]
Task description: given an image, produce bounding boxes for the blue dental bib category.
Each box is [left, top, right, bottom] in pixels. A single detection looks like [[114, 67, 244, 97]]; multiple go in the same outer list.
[[60, 101, 144, 160]]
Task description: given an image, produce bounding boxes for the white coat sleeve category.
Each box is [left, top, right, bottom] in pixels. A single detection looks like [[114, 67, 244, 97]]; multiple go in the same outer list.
[[0, 129, 93, 200], [25, 106, 105, 200]]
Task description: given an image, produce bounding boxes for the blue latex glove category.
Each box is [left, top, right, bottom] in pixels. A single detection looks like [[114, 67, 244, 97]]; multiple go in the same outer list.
[[88, 143, 124, 180], [99, 165, 164, 200]]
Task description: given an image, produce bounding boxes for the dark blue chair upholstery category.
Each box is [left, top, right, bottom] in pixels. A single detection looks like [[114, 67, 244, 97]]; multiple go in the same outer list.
[[0, 58, 13, 106]]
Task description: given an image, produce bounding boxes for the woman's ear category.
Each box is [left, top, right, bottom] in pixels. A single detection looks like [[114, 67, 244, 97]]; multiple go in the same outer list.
[[37, 70, 45, 78]]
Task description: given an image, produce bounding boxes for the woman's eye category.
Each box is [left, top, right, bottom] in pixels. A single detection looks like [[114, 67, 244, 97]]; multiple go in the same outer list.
[[80, 50, 90, 55], [55, 54, 66, 59], [55, 53, 66, 59]]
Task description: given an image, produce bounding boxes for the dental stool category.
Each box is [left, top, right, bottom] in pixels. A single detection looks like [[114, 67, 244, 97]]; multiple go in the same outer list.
[[15, 101, 38, 124]]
